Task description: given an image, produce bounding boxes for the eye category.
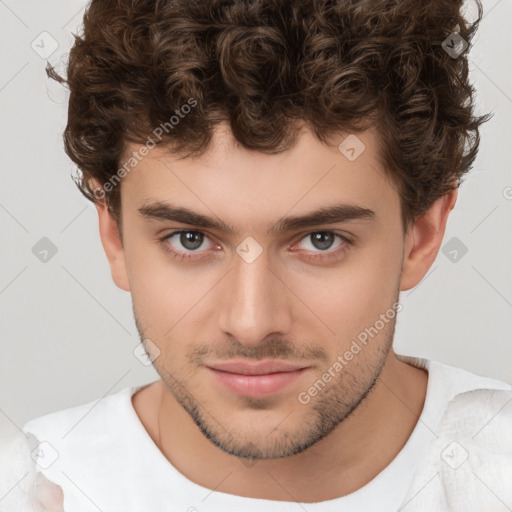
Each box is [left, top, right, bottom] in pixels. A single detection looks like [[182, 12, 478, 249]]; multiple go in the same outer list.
[[291, 231, 352, 261], [160, 230, 217, 261], [298, 231, 342, 251], [159, 229, 352, 263]]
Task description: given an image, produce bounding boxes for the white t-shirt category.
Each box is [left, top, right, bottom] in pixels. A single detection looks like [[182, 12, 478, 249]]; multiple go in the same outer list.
[[21, 355, 512, 511]]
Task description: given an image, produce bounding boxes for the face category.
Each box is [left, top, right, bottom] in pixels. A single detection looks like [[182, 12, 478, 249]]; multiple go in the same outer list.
[[112, 123, 408, 459]]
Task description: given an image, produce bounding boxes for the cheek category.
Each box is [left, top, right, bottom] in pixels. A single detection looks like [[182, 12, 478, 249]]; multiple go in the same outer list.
[[127, 249, 183, 337], [289, 236, 402, 341], [127, 247, 218, 352]]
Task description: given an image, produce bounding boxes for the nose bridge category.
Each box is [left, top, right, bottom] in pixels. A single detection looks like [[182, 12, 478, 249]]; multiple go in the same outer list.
[[217, 244, 290, 345]]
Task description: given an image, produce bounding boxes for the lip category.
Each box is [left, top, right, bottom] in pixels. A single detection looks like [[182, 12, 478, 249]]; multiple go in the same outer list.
[[206, 360, 310, 398], [207, 360, 308, 375]]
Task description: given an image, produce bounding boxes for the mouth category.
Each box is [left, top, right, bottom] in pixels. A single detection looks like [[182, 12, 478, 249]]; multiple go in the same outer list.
[[205, 360, 311, 398]]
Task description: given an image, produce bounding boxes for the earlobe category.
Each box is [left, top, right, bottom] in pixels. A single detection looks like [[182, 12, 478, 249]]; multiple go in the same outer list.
[[94, 195, 131, 292], [399, 188, 458, 291]]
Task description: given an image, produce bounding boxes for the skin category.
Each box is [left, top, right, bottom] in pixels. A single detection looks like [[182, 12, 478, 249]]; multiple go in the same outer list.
[[92, 122, 457, 502], [34, 473, 64, 511]]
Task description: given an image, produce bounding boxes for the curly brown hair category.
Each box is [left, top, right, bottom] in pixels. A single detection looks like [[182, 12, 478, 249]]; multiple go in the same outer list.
[[48, 0, 490, 235]]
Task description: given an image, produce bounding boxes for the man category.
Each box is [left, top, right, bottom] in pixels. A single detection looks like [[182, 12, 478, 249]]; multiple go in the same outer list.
[[9, 0, 512, 510]]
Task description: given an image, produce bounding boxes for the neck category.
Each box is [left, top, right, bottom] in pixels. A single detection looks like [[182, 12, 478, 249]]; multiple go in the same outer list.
[[151, 351, 428, 502]]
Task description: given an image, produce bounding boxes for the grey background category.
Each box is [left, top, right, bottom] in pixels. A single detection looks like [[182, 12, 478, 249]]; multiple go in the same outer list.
[[1, 0, 511, 438]]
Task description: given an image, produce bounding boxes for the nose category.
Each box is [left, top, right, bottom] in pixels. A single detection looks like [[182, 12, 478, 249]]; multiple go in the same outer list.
[[216, 245, 293, 347]]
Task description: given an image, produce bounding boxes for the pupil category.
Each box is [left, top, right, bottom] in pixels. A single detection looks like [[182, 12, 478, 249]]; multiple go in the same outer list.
[[181, 231, 203, 250], [312, 232, 334, 250]]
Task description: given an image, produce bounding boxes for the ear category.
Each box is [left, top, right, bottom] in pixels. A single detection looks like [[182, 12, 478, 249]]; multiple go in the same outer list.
[[91, 180, 131, 292], [400, 187, 458, 291]]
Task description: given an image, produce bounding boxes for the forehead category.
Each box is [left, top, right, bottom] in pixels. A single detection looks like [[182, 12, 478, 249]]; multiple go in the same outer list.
[[120, 124, 400, 231]]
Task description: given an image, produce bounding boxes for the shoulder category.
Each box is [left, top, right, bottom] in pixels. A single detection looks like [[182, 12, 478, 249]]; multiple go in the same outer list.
[[22, 385, 137, 437], [409, 356, 512, 449], [21, 385, 140, 482], [399, 356, 512, 511], [426, 358, 512, 432]]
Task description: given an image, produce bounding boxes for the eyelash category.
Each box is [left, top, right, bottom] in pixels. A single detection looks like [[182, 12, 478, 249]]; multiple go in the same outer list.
[[159, 230, 353, 263]]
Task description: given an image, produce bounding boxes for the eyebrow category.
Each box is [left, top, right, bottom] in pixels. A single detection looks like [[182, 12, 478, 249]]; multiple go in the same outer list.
[[138, 201, 376, 235]]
